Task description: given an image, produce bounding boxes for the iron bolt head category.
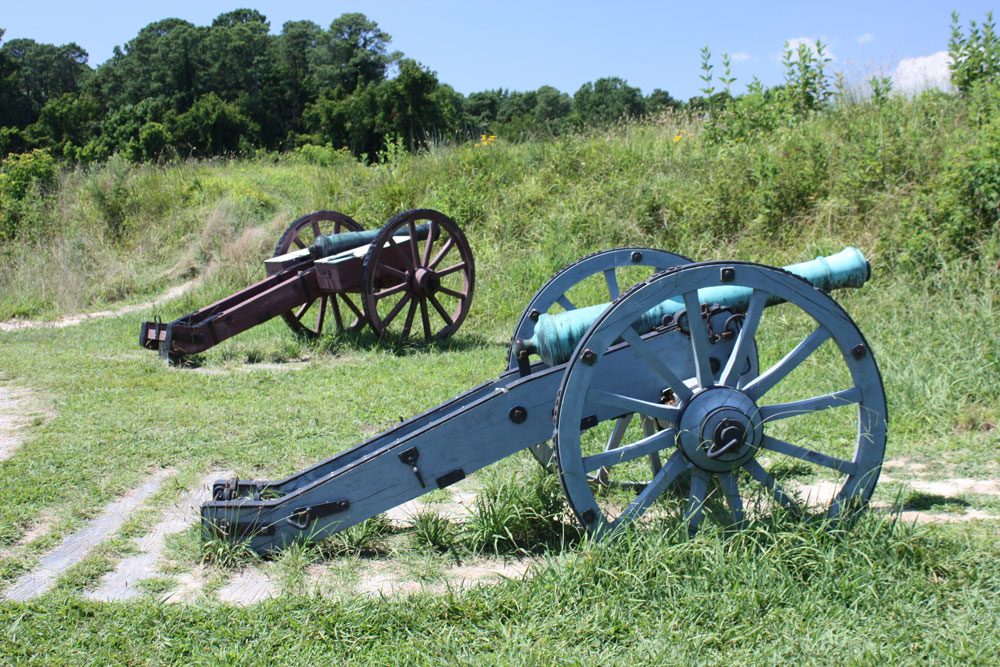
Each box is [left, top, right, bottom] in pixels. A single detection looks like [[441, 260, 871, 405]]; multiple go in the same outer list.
[[529, 309, 540, 321], [851, 343, 867, 359], [630, 251, 643, 263], [581, 349, 597, 365], [509, 406, 528, 424], [721, 267, 735, 282]]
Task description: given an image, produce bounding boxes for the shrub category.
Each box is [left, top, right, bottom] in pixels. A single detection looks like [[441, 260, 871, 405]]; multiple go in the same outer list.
[[949, 11, 1000, 93], [0, 148, 57, 239]]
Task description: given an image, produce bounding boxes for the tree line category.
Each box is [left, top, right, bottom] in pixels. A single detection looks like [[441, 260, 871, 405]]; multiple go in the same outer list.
[[0, 11, 683, 162]]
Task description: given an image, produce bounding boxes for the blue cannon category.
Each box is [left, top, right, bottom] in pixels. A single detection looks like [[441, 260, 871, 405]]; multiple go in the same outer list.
[[203, 247, 886, 552]]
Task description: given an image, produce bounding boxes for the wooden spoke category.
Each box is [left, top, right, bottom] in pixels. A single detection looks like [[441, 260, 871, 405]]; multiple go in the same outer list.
[[744, 460, 803, 514], [421, 222, 437, 267], [436, 262, 467, 278], [758, 387, 862, 422], [331, 293, 344, 330], [420, 298, 432, 339], [587, 388, 681, 423], [310, 219, 321, 238], [760, 435, 857, 475], [742, 325, 831, 400], [436, 285, 465, 300], [315, 296, 327, 333], [611, 450, 687, 528], [295, 299, 314, 319], [428, 237, 455, 269], [556, 294, 576, 311], [293, 237, 306, 249], [720, 288, 767, 387], [619, 328, 693, 402], [582, 428, 676, 472], [380, 293, 412, 329], [685, 468, 711, 536], [401, 298, 419, 341], [379, 264, 407, 280], [604, 269, 620, 300], [605, 415, 632, 451], [339, 293, 364, 319], [718, 471, 745, 526], [408, 221, 420, 267], [682, 291, 713, 389], [427, 294, 454, 327], [374, 283, 408, 300]]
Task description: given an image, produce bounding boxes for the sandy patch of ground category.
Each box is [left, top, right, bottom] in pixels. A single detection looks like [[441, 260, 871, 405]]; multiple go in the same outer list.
[[160, 565, 212, 604], [353, 557, 534, 599], [216, 568, 277, 605], [0, 377, 50, 462], [383, 490, 479, 528], [791, 472, 1000, 525]]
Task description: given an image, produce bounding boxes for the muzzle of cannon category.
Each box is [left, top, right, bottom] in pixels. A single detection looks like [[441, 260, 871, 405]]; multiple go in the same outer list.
[[201, 246, 887, 554], [139, 209, 474, 364], [514, 247, 871, 367]]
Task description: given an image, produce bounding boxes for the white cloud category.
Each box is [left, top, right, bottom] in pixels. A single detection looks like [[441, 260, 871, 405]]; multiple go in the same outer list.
[[781, 37, 837, 63], [891, 51, 953, 94], [731, 52, 751, 62], [857, 33, 874, 46]]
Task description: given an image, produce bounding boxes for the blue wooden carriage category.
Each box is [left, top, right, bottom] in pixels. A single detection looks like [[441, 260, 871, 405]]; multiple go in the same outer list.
[[202, 246, 886, 553]]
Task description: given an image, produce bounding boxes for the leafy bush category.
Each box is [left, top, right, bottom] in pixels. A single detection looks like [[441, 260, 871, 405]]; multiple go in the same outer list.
[[939, 86, 1000, 249], [949, 11, 1000, 93], [705, 41, 832, 144], [0, 148, 56, 239]]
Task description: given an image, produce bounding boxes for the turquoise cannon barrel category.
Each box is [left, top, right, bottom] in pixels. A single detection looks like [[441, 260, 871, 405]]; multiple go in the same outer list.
[[308, 223, 433, 260], [518, 247, 871, 366]]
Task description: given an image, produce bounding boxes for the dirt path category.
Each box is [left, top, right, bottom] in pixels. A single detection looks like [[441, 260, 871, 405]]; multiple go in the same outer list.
[[0, 376, 50, 462], [0, 279, 198, 333]]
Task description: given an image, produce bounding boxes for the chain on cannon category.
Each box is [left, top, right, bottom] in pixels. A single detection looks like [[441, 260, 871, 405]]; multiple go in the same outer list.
[[201, 247, 886, 553]]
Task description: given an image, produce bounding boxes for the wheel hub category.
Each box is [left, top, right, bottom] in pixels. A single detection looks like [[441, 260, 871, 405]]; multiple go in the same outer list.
[[411, 268, 440, 297], [676, 387, 762, 472]]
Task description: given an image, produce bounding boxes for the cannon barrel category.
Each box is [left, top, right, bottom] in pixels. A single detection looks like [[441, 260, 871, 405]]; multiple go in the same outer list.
[[308, 223, 433, 260], [518, 247, 871, 366]]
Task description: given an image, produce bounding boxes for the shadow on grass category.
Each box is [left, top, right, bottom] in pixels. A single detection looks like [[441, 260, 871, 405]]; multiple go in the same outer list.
[[900, 491, 971, 512], [316, 328, 501, 358], [155, 330, 503, 370]]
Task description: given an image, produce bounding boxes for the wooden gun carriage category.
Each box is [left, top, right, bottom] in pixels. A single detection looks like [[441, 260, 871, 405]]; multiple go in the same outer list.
[[202, 246, 886, 554], [140, 209, 475, 363]]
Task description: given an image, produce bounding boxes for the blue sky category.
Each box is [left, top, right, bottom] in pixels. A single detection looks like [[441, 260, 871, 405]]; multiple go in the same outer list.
[[3, 1, 995, 98]]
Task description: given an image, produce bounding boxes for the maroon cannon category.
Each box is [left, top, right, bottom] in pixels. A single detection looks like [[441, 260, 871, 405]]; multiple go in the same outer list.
[[140, 209, 475, 363]]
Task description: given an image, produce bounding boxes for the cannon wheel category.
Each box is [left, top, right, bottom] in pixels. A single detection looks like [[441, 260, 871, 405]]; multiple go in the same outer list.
[[274, 210, 365, 338], [553, 261, 887, 539], [509, 248, 693, 469], [362, 209, 475, 342]]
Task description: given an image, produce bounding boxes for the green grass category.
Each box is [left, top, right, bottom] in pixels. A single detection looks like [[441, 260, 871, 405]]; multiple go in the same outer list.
[[0, 91, 999, 663]]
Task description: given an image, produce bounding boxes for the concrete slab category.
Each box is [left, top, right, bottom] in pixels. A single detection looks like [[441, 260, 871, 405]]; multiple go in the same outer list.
[[85, 472, 224, 602], [216, 568, 276, 605], [2, 469, 174, 601]]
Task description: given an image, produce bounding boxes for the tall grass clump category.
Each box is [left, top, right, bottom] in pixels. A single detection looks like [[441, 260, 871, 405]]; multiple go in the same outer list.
[[464, 465, 577, 554]]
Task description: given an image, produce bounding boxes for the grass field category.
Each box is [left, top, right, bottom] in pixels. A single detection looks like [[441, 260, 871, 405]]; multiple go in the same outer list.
[[1, 92, 999, 664]]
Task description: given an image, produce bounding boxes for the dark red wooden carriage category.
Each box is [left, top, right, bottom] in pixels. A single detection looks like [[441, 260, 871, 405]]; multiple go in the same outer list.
[[140, 209, 475, 363]]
